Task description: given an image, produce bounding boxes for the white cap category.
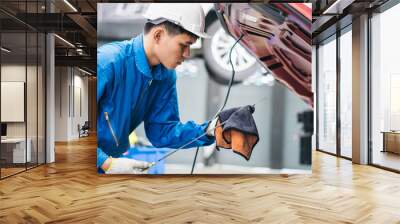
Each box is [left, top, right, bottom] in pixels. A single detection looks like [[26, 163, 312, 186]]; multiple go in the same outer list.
[[143, 3, 210, 39]]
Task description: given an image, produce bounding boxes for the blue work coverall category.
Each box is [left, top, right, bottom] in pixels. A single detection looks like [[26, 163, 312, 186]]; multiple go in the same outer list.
[[97, 34, 215, 170]]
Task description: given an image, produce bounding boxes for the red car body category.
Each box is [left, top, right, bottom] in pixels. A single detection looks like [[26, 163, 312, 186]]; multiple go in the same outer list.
[[215, 3, 313, 107]]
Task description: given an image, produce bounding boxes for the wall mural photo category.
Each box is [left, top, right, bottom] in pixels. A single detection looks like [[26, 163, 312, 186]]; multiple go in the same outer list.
[[96, 3, 312, 175]]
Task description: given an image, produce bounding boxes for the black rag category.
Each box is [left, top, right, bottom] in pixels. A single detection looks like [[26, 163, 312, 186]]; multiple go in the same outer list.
[[215, 105, 259, 160]]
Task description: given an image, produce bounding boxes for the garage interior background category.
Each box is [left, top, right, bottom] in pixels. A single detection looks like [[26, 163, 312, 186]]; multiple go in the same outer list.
[[97, 3, 312, 174]]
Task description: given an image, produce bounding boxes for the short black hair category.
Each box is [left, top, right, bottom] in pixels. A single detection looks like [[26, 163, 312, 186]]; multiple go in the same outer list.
[[144, 20, 198, 40]]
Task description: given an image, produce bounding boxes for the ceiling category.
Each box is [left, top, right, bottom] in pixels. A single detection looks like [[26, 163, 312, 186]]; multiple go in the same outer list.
[[1, 0, 396, 74], [0, 0, 98, 74], [311, 0, 390, 44]]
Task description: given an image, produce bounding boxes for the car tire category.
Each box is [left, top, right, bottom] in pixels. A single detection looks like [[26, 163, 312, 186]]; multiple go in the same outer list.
[[202, 19, 259, 85]]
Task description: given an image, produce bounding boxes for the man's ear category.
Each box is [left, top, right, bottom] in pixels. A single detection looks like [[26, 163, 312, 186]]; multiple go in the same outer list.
[[152, 27, 164, 44]]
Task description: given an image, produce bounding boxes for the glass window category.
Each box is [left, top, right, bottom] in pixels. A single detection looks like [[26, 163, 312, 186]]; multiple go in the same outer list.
[[1, 31, 28, 177], [0, 1, 46, 179], [318, 35, 337, 154], [339, 27, 352, 158], [371, 3, 400, 171], [27, 31, 38, 169], [38, 32, 45, 165]]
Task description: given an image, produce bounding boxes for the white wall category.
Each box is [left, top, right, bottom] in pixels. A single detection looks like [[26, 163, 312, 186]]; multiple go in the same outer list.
[[55, 67, 68, 141], [1, 65, 26, 140], [54, 67, 89, 141], [1, 64, 46, 164], [1, 65, 35, 137]]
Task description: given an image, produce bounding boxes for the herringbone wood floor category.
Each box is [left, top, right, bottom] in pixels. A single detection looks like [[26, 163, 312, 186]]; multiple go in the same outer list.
[[0, 135, 400, 223]]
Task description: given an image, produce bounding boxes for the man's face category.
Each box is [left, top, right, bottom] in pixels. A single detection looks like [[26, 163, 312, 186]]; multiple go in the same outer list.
[[155, 31, 197, 69]]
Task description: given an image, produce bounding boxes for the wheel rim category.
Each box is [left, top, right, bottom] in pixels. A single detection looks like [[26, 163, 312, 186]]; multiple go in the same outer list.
[[210, 28, 256, 72]]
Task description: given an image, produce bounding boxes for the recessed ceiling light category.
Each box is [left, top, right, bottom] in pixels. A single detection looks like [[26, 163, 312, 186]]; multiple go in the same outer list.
[[323, 0, 354, 15], [63, 0, 78, 12], [78, 67, 92, 76], [1, 47, 11, 53], [54, 34, 75, 48]]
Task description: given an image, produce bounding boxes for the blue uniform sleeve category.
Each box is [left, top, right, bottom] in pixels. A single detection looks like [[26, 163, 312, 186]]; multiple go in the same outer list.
[[144, 73, 215, 149], [97, 48, 114, 104], [97, 64, 110, 169], [97, 147, 109, 169], [97, 66, 110, 104], [97, 46, 115, 169]]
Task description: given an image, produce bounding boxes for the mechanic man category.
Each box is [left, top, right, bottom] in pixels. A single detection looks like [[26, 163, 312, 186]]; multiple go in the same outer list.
[[97, 3, 216, 174]]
